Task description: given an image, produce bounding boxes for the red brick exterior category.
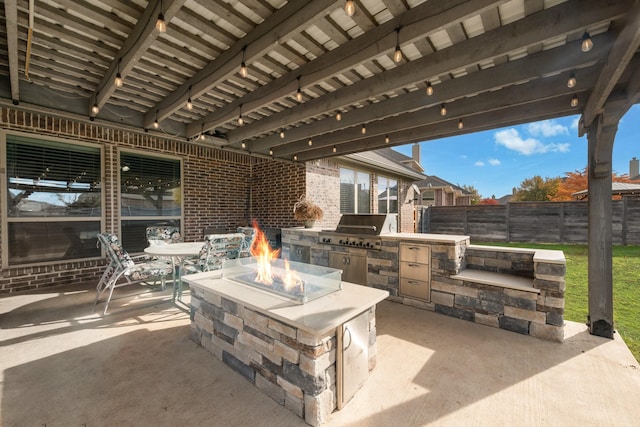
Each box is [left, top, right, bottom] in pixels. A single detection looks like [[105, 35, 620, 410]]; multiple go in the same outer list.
[[0, 108, 418, 293]]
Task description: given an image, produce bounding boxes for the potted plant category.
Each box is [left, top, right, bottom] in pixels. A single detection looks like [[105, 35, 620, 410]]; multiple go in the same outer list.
[[293, 195, 323, 228]]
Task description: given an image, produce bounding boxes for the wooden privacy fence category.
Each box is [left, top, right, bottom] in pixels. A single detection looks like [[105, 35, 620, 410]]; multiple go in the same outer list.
[[417, 196, 640, 244]]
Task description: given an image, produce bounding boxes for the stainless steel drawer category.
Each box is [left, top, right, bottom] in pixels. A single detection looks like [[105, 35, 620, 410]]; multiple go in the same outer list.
[[399, 277, 430, 301], [399, 244, 430, 265], [400, 260, 430, 281]]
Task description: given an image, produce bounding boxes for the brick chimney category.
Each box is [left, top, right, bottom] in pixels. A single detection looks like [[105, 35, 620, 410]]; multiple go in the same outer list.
[[631, 157, 639, 179], [412, 143, 420, 163]]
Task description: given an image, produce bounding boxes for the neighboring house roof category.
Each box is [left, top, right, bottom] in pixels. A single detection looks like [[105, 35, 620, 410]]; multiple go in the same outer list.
[[376, 147, 425, 173], [572, 182, 640, 199], [342, 148, 426, 181], [414, 176, 472, 195], [496, 194, 514, 204]]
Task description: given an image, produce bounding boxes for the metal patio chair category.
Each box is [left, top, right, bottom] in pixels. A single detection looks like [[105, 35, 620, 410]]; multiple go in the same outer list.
[[94, 233, 174, 315], [183, 233, 245, 274], [236, 226, 256, 258], [145, 225, 183, 247]]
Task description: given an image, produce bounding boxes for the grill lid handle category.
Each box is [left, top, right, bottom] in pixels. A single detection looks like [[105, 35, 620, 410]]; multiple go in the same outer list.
[[336, 224, 377, 232]]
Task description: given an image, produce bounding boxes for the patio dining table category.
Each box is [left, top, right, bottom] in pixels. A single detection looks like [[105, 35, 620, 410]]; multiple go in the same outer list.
[[144, 242, 203, 302]]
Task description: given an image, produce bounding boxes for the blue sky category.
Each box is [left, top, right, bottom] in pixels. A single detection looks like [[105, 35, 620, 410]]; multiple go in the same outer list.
[[393, 104, 640, 199]]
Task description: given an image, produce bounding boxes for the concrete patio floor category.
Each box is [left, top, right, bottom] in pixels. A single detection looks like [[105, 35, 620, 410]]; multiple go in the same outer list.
[[1, 283, 639, 426]]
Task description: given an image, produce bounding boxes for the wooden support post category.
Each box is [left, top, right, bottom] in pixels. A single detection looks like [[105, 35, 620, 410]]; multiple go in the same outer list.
[[586, 115, 617, 338]]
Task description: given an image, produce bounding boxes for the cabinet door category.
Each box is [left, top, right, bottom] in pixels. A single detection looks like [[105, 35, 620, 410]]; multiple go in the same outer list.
[[290, 244, 310, 264], [329, 251, 367, 285], [337, 311, 369, 408]]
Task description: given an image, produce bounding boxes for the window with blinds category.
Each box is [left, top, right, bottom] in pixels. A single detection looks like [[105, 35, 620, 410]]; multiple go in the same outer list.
[[340, 167, 370, 214], [4, 134, 103, 266], [120, 151, 182, 252]]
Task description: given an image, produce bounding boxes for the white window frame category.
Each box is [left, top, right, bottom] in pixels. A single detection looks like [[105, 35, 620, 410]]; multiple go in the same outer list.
[[118, 148, 184, 253]]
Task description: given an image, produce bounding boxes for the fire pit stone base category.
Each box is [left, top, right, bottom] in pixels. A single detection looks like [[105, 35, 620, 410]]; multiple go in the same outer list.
[[189, 283, 378, 426]]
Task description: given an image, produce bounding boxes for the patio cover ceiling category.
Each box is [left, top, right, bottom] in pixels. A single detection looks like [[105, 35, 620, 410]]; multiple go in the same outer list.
[[1, 0, 639, 162]]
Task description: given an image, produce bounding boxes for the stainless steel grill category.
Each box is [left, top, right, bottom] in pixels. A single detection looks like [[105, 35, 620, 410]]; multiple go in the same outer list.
[[319, 214, 397, 250]]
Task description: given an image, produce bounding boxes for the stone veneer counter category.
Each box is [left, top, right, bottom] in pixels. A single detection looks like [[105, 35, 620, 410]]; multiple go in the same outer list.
[[185, 270, 388, 426]]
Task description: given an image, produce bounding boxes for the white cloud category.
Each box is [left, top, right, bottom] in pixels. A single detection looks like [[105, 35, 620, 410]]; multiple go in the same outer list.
[[460, 154, 468, 159], [494, 128, 570, 155], [527, 119, 569, 137], [475, 161, 485, 167], [488, 158, 501, 166]]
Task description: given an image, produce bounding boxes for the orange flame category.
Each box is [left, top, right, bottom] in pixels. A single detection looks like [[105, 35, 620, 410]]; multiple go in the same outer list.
[[282, 258, 303, 292], [250, 220, 280, 284]]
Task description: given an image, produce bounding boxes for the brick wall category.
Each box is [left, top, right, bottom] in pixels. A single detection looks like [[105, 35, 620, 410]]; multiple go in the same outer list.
[[0, 108, 294, 293], [0, 108, 420, 294], [305, 159, 341, 230]]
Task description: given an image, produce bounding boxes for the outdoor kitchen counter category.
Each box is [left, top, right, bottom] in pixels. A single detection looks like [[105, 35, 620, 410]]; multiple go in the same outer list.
[[184, 270, 388, 336], [186, 270, 389, 426]]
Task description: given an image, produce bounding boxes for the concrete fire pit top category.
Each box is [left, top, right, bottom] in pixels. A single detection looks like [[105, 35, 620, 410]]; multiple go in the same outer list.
[[184, 271, 389, 336]]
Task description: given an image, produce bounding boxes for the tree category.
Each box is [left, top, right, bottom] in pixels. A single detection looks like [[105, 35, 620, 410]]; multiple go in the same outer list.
[[550, 168, 587, 201], [479, 197, 499, 205], [512, 175, 560, 201], [550, 167, 640, 201], [462, 184, 481, 204]]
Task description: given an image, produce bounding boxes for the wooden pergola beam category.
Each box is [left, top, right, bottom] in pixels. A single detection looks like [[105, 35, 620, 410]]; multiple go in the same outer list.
[[246, 34, 611, 154], [4, 0, 19, 104], [581, 2, 640, 129], [148, 0, 340, 130], [90, 0, 187, 118], [293, 88, 589, 162], [227, 0, 628, 144], [188, 0, 507, 138]]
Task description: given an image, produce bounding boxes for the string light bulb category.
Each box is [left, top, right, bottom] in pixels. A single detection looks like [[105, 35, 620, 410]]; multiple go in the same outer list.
[[344, 0, 355, 17], [269, 148, 273, 156], [308, 139, 313, 146], [241, 141, 246, 149], [571, 95, 579, 107], [440, 103, 447, 116], [200, 133, 205, 140], [393, 27, 403, 63], [332, 146, 337, 153], [91, 103, 99, 115], [567, 73, 576, 88], [293, 154, 298, 161], [186, 86, 193, 110], [240, 47, 248, 78], [114, 59, 123, 87], [385, 135, 390, 144], [296, 77, 303, 102], [581, 32, 593, 52], [426, 81, 434, 96], [200, 124, 205, 140], [153, 111, 159, 129], [279, 129, 285, 139], [156, 0, 167, 33], [336, 111, 342, 121], [238, 104, 244, 125], [458, 119, 464, 130], [361, 124, 367, 135]]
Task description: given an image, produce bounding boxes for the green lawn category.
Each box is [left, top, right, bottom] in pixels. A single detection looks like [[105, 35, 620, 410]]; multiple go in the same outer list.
[[476, 242, 640, 361]]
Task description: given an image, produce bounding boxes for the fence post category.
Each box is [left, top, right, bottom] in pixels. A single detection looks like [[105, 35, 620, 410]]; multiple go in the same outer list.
[[622, 196, 628, 246], [505, 203, 510, 242], [559, 202, 565, 244]]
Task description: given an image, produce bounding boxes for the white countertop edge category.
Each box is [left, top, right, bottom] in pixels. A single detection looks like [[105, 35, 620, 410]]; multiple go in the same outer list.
[[281, 228, 470, 244], [184, 271, 389, 337]]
